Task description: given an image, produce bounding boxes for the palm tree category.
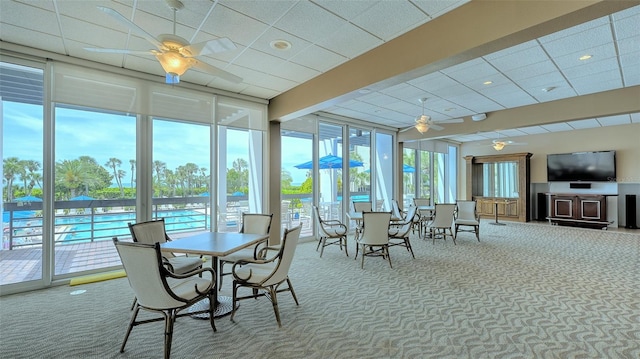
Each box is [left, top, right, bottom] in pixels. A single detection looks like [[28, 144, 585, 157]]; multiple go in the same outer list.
[[105, 157, 124, 197], [3, 157, 22, 202], [129, 159, 136, 188]]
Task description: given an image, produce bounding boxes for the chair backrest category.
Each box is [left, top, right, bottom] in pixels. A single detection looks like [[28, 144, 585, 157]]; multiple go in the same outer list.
[[113, 239, 185, 309], [413, 198, 430, 207], [262, 225, 302, 286], [456, 201, 477, 221], [391, 199, 403, 219], [432, 203, 457, 228], [240, 213, 273, 235], [360, 212, 391, 245], [352, 201, 372, 212], [128, 218, 170, 245], [392, 206, 417, 236]]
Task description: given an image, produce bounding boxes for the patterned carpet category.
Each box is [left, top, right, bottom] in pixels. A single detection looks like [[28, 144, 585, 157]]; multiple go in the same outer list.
[[1, 221, 639, 358]]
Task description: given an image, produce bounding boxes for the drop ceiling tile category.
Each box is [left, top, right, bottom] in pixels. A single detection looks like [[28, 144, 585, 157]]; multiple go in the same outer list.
[[516, 126, 550, 135], [540, 122, 574, 132], [275, 1, 347, 44], [539, 16, 610, 43], [485, 90, 537, 109], [431, 83, 475, 98], [351, 1, 426, 40], [612, 8, 640, 40], [408, 72, 460, 91], [570, 69, 623, 95], [540, 24, 614, 58], [316, 21, 383, 59], [514, 72, 568, 90], [290, 45, 347, 72], [567, 119, 602, 129], [0, 2, 59, 35], [529, 85, 578, 103], [502, 60, 559, 82], [273, 61, 321, 84], [250, 27, 310, 61], [485, 43, 549, 72], [412, 0, 470, 17], [0, 24, 65, 55], [630, 113, 640, 123], [443, 59, 500, 85], [617, 35, 640, 56], [553, 43, 617, 71], [312, 0, 377, 21], [561, 56, 620, 79], [597, 114, 632, 126], [219, 0, 297, 25], [498, 129, 528, 137], [201, 5, 270, 47], [380, 84, 427, 104], [234, 48, 288, 74]]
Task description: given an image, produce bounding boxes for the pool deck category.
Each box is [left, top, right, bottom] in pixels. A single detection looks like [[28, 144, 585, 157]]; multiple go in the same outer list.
[[0, 225, 314, 286]]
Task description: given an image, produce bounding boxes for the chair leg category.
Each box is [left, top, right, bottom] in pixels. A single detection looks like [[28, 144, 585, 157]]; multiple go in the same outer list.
[[405, 237, 415, 258], [385, 245, 392, 268], [361, 244, 366, 269], [230, 282, 239, 323], [163, 310, 175, 359], [286, 278, 299, 305], [316, 237, 323, 251], [130, 297, 137, 310], [319, 237, 327, 257], [451, 228, 457, 245], [342, 236, 349, 257], [475, 225, 480, 241], [120, 305, 140, 353], [268, 286, 282, 327]]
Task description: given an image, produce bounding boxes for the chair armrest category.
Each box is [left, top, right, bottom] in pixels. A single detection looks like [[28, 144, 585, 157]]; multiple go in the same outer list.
[[231, 255, 278, 281], [165, 266, 215, 280]]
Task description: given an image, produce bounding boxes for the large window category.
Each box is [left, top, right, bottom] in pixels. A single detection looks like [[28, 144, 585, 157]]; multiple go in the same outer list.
[[403, 140, 458, 206]]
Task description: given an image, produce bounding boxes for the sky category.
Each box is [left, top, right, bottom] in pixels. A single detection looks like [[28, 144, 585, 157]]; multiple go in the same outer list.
[[3, 101, 312, 186]]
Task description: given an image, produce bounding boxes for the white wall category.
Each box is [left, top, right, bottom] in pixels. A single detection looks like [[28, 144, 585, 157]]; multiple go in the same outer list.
[[459, 123, 640, 227]]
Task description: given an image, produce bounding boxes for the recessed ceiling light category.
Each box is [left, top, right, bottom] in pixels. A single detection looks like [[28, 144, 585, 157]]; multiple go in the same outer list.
[[270, 39, 291, 51], [358, 88, 372, 94], [579, 54, 592, 61], [483, 81, 493, 85]]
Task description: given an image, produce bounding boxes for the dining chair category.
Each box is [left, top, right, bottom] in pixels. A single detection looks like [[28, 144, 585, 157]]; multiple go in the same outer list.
[[388, 205, 417, 259], [413, 198, 433, 237], [454, 200, 480, 241], [430, 203, 457, 245], [128, 218, 204, 309], [128, 218, 204, 274], [218, 213, 273, 287], [355, 211, 392, 269], [113, 238, 216, 359], [351, 201, 372, 240], [313, 205, 348, 257], [230, 225, 302, 327]]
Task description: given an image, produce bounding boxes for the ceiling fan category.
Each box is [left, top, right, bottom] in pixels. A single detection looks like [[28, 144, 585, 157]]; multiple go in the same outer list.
[[84, 0, 242, 85], [400, 97, 463, 134], [489, 132, 527, 151]]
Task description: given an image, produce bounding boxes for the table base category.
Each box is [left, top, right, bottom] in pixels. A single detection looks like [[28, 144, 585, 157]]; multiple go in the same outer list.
[[189, 296, 234, 319], [489, 222, 506, 226]]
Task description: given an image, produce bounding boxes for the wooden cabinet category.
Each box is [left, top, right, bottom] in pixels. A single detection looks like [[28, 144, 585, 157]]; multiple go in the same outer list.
[[547, 194, 610, 229], [465, 152, 532, 223]]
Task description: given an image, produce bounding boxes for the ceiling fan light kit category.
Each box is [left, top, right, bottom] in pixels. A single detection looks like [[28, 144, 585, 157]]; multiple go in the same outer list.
[[87, 0, 242, 85], [492, 141, 506, 151]]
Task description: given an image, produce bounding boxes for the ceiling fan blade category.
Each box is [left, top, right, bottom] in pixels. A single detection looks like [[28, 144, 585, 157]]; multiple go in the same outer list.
[[97, 6, 163, 50], [183, 38, 237, 57], [399, 126, 415, 133], [191, 60, 243, 84], [436, 118, 464, 124], [84, 47, 154, 55], [429, 123, 444, 131]]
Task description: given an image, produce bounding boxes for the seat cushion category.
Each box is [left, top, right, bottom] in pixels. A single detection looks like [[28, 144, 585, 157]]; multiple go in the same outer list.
[[167, 256, 203, 274], [455, 219, 479, 226], [220, 247, 259, 262], [233, 262, 278, 284], [170, 277, 213, 301]]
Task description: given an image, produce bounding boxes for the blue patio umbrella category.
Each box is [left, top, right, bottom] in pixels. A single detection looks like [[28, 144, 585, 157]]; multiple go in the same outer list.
[[403, 164, 415, 173], [294, 155, 363, 170], [70, 195, 94, 201], [13, 195, 42, 202], [200, 192, 210, 197], [231, 191, 244, 196]]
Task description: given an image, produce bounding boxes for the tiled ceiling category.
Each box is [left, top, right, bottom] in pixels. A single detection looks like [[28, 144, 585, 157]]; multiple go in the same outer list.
[[0, 0, 638, 143]]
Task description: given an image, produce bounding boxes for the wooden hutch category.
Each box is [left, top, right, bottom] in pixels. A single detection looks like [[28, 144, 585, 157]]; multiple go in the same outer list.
[[465, 152, 532, 223]]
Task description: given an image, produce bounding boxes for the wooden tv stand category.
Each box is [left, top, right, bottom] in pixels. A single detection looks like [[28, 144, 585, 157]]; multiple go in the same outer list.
[[546, 193, 614, 229]]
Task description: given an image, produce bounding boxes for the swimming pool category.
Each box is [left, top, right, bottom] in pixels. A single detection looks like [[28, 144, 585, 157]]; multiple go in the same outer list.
[[4, 209, 209, 243]]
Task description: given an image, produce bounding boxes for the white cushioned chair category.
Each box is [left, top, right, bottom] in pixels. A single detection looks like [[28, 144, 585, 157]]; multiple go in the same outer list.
[[218, 213, 273, 287], [355, 211, 392, 269], [313, 205, 348, 257], [230, 225, 302, 327], [454, 200, 480, 241], [430, 203, 457, 245], [113, 238, 216, 359], [388, 205, 417, 259]]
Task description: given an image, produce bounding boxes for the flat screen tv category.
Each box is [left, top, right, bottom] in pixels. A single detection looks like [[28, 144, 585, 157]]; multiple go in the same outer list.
[[547, 150, 616, 182]]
